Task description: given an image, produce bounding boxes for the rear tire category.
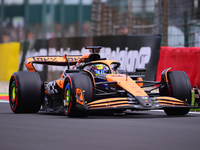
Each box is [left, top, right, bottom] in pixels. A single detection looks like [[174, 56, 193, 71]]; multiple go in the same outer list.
[[63, 73, 93, 117], [160, 71, 191, 115], [9, 71, 42, 113]]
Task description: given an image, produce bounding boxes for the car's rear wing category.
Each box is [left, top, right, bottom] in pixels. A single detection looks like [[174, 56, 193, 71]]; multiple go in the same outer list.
[[25, 55, 82, 72], [25, 46, 103, 72]]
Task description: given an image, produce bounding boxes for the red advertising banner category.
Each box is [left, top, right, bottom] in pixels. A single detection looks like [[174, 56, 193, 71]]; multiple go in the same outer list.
[[156, 47, 200, 87]]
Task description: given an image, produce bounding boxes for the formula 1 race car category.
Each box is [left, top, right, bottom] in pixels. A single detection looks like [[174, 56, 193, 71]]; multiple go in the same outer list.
[[9, 46, 200, 117]]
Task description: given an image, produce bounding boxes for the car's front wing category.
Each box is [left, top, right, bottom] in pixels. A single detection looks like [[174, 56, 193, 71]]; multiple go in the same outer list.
[[80, 96, 200, 111]]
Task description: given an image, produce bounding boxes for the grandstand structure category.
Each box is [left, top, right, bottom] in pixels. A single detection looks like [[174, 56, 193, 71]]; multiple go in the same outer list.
[[91, 0, 200, 47]]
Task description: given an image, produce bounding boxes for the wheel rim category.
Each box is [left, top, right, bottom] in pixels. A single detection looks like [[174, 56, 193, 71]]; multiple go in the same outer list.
[[64, 83, 71, 115], [65, 84, 70, 106], [10, 82, 16, 103], [9, 78, 18, 112]]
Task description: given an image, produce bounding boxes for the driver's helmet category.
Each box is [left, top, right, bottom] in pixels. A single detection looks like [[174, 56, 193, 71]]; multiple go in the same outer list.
[[90, 64, 107, 76]]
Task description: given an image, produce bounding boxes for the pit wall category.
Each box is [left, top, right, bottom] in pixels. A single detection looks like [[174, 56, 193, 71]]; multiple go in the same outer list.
[[0, 42, 20, 81], [156, 46, 200, 87]]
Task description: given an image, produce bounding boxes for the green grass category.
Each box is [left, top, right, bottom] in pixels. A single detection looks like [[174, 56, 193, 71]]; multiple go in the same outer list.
[[191, 90, 200, 112]]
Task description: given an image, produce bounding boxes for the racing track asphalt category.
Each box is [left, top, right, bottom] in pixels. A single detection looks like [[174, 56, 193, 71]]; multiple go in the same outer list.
[[0, 102, 200, 150]]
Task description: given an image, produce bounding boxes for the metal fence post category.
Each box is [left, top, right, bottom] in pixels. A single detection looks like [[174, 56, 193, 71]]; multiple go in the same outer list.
[[0, 0, 4, 43], [184, 11, 189, 47]]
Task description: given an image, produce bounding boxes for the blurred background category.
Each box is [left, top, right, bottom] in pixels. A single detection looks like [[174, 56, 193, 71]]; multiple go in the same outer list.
[[0, 0, 200, 47]]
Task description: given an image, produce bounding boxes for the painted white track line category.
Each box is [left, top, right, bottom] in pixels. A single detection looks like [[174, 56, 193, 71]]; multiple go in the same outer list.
[[0, 100, 9, 103], [151, 109, 200, 114]]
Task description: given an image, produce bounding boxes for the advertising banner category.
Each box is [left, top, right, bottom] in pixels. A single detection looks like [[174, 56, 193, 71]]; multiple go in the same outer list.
[[0, 42, 20, 81], [156, 47, 200, 87], [20, 35, 161, 82], [93, 35, 161, 80]]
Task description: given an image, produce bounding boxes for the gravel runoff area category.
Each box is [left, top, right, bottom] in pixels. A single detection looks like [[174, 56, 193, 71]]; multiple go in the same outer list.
[[0, 82, 9, 93]]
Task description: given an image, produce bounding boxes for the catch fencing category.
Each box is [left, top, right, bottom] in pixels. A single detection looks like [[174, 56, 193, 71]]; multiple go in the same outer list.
[[91, 0, 200, 47]]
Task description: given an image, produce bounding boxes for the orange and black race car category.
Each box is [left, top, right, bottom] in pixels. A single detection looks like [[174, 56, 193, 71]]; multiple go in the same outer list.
[[9, 46, 200, 117]]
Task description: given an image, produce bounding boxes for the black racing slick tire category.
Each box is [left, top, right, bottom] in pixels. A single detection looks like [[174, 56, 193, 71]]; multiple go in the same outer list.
[[162, 71, 191, 115], [63, 73, 93, 117], [9, 71, 42, 113]]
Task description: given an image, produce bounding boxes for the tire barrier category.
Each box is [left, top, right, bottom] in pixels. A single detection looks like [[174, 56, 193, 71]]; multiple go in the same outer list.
[[156, 47, 200, 87]]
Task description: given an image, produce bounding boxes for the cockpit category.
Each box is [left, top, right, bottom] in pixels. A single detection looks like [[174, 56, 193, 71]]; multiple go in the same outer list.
[[82, 61, 121, 76]]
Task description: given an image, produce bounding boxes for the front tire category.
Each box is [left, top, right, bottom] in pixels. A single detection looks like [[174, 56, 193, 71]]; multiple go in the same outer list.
[[63, 73, 93, 117], [160, 71, 191, 115], [9, 71, 42, 113]]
